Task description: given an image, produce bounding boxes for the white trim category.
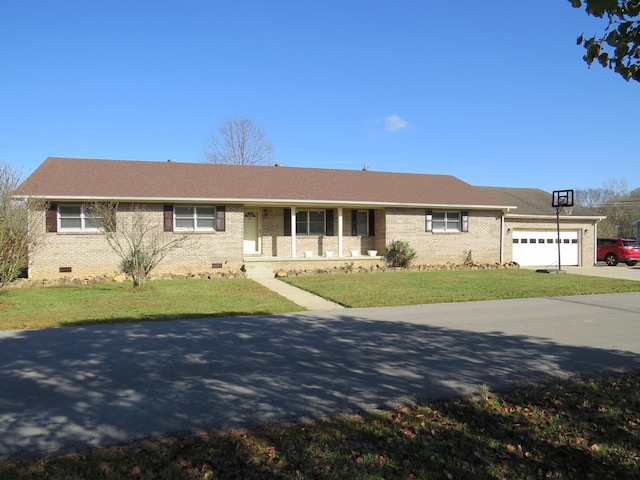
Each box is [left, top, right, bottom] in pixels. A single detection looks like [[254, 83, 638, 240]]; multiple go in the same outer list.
[[291, 207, 296, 258], [338, 207, 343, 257], [507, 213, 605, 221], [58, 204, 102, 232], [15, 194, 516, 211]]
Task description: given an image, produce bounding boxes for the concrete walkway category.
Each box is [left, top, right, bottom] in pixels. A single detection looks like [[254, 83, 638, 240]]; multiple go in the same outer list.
[[244, 264, 344, 310], [253, 277, 345, 310]]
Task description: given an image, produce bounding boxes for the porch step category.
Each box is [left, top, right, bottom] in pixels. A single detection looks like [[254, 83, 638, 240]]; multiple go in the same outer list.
[[243, 264, 275, 279]]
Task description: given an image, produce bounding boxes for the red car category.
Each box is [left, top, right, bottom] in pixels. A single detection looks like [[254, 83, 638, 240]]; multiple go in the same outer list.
[[597, 238, 640, 266]]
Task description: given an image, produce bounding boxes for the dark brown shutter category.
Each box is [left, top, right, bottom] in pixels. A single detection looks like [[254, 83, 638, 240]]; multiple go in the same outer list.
[[106, 205, 117, 232], [46, 204, 58, 232], [426, 210, 433, 232], [283, 208, 291, 236], [325, 209, 334, 236], [462, 211, 469, 232], [351, 209, 357, 236], [163, 205, 173, 232], [216, 206, 225, 231], [368, 210, 375, 236]]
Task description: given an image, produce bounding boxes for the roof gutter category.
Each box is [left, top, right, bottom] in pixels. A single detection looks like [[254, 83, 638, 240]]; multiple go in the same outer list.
[[13, 194, 516, 211], [507, 213, 606, 221]]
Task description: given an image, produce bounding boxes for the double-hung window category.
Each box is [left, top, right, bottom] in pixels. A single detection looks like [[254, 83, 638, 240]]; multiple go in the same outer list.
[[58, 204, 102, 232], [434, 211, 460, 231], [174, 206, 216, 231], [296, 210, 325, 235], [426, 210, 469, 232], [354, 210, 369, 236]]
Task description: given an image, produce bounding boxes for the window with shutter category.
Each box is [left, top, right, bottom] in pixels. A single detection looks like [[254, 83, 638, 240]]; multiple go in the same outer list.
[[172, 206, 219, 232], [351, 209, 371, 236], [428, 210, 466, 232], [56, 204, 104, 232]]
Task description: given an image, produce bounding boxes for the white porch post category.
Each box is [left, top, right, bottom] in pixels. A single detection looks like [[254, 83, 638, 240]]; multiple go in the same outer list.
[[338, 207, 344, 257], [291, 207, 297, 258]]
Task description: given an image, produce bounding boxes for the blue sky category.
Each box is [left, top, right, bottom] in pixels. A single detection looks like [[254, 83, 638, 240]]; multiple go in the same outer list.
[[2, 1, 638, 193]]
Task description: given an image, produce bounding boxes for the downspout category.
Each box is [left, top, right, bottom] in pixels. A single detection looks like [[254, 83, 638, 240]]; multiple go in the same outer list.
[[594, 221, 598, 266]]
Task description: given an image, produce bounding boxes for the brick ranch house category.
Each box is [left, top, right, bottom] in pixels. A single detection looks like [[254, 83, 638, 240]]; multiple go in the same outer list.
[[16, 157, 603, 280]]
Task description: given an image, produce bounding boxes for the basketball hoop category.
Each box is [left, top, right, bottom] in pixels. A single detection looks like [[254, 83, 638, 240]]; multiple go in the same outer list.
[[552, 190, 574, 209]]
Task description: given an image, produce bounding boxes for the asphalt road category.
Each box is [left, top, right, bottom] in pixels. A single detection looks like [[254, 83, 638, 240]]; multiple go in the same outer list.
[[1, 292, 640, 460]]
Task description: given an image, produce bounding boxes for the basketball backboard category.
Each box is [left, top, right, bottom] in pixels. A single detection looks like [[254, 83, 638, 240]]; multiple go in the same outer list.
[[552, 190, 574, 208]]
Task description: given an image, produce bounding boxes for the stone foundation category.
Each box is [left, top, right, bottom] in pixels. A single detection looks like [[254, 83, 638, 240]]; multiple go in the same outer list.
[[276, 261, 520, 277], [7, 262, 519, 288], [8, 269, 247, 288]]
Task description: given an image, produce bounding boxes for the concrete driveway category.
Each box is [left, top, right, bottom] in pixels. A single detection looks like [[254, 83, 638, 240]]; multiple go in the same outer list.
[[1, 292, 639, 460], [562, 264, 640, 281]]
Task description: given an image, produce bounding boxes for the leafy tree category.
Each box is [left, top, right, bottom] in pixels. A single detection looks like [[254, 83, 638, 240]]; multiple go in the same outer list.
[[570, 0, 640, 82], [92, 203, 194, 287], [203, 116, 274, 165], [0, 162, 46, 290]]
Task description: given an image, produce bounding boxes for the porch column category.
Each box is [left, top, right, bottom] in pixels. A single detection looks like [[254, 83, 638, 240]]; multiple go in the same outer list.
[[291, 207, 297, 258], [338, 207, 343, 257]]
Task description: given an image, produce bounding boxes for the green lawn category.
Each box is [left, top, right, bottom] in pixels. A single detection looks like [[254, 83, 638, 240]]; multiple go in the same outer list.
[[0, 279, 302, 330], [282, 269, 640, 307], [2, 270, 640, 330]]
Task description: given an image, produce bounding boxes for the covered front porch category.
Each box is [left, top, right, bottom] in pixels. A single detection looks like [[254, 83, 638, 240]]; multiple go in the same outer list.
[[242, 206, 386, 259]]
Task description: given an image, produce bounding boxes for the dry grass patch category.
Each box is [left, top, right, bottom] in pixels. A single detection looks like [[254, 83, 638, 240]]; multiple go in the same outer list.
[[2, 369, 638, 479]]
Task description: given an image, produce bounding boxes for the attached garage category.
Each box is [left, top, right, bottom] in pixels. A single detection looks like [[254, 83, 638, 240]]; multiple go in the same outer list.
[[512, 230, 579, 267]]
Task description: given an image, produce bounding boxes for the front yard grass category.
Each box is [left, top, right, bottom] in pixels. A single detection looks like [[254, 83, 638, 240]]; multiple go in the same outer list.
[[0, 279, 302, 330], [282, 269, 640, 307], [2, 270, 640, 330]]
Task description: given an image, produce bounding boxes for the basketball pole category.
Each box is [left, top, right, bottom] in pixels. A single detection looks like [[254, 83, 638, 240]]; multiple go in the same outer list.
[[556, 204, 562, 272], [550, 189, 574, 274]]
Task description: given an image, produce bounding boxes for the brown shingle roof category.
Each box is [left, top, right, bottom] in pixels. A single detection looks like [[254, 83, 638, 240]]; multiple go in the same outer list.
[[18, 157, 513, 209], [478, 186, 599, 217]]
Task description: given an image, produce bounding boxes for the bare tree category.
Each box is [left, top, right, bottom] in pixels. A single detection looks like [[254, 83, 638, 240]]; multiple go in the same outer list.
[[0, 162, 46, 290], [92, 203, 194, 287], [576, 178, 640, 238], [203, 116, 274, 165]]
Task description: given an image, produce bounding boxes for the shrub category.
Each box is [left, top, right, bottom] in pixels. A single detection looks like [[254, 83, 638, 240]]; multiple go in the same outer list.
[[385, 240, 417, 267]]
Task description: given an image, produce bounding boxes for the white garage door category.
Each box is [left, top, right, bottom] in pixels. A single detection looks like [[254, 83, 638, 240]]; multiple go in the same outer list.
[[512, 230, 579, 267]]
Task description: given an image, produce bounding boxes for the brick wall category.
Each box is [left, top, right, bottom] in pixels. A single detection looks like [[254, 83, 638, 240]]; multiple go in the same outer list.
[[385, 208, 502, 264], [29, 203, 244, 279], [32, 203, 571, 279]]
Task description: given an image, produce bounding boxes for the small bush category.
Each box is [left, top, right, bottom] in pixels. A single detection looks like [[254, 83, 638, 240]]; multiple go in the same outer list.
[[385, 240, 417, 267]]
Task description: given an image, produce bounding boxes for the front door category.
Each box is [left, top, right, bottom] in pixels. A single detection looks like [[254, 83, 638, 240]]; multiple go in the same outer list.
[[243, 210, 261, 254]]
